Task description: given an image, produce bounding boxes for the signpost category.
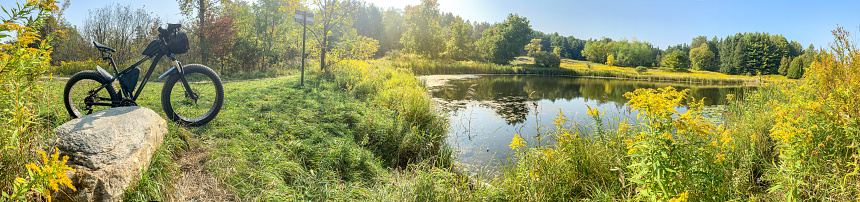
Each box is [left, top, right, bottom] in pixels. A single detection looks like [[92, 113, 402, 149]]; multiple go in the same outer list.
[[294, 10, 314, 86]]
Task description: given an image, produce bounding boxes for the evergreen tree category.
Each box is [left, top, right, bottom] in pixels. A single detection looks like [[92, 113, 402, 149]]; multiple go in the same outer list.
[[778, 56, 792, 75], [787, 55, 805, 79]]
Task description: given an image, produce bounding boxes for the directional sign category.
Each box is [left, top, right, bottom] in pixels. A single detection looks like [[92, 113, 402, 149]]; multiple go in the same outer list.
[[294, 10, 314, 25]]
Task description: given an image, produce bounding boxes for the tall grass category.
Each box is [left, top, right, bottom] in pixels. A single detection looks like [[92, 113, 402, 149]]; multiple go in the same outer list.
[[330, 60, 450, 167], [452, 28, 860, 201]]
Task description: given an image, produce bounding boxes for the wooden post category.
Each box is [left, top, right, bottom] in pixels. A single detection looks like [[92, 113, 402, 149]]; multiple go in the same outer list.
[[294, 10, 313, 86]]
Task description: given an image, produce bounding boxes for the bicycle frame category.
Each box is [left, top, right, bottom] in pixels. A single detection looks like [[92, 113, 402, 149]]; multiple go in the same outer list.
[[88, 52, 191, 107]]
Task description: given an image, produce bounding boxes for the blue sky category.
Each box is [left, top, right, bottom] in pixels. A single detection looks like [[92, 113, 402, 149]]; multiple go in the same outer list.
[[6, 0, 859, 49]]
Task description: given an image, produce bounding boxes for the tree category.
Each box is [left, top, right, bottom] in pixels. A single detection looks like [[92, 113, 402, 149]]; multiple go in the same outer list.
[[778, 56, 792, 76], [690, 35, 708, 52], [353, 3, 383, 57], [476, 14, 531, 64], [400, 0, 444, 59], [524, 38, 542, 55], [606, 54, 615, 67], [689, 43, 715, 71], [309, 0, 359, 71], [581, 40, 608, 63], [380, 8, 404, 54], [82, 3, 161, 63], [662, 50, 690, 72], [443, 17, 473, 61], [787, 55, 805, 79], [532, 51, 560, 68], [203, 10, 237, 71], [177, 0, 224, 64]]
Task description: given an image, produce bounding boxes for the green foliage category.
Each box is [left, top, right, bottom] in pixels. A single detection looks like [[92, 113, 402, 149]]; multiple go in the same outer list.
[[690, 43, 715, 71], [662, 50, 690, 72], [4, 149, 76, 201], [443, 17, 473, 61], [624, 87, 729, 200], [353, 3, 384, 57], [765, 27, 860, 200], [400, 0, 445, 59], [497, 110, 627, 200], [787, 55, 805, 79], [476, 14, 532, 64], [530, 51, 560, 68], [717, 32, 799, 75], [581, 40, 607, 63], [380, 8, 405, 54], [524, 38, 542, 55], [778, 56, 792, 76], [605, 54, 615, 67], [582, 38, 657, 67], [635, 66, 647, 74]]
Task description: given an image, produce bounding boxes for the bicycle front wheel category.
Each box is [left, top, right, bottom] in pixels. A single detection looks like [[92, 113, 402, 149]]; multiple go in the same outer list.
[[161, 64, 224, 127]]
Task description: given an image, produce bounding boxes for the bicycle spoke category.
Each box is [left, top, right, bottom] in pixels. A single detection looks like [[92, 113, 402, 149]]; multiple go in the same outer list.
[[170, 72, 217, 121]]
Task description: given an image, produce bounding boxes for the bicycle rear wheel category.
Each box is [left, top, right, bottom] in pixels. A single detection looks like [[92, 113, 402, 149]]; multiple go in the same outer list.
[[161, 64, 224, 127], [63, 71, 118, 118]]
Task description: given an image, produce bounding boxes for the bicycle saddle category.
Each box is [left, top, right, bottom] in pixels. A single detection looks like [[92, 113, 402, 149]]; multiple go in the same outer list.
[[92, 41, 116, 52]]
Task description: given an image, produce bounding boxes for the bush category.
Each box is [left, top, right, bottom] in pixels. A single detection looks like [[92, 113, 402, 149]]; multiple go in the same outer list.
[[52, 60, 108, 77], [635, 66, 647, 74], [662, 50, 690, 72], [530, 51, 560, 68]]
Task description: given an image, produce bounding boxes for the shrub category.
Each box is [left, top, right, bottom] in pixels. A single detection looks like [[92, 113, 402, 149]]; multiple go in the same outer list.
[[52, 60, 108, 77], [662, 50, 690, 72], [623, 87, 729, 200], [766, 27, 860, 200], [635, 66, 647, 74], [530, 51, 560, 68]]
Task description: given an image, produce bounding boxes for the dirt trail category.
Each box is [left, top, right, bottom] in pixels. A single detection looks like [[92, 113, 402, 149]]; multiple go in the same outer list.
[[174, 146, 237, 201]]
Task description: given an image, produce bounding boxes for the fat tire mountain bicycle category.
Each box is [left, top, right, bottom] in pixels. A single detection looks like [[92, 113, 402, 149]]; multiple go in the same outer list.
[[63, 23, 223, 127]]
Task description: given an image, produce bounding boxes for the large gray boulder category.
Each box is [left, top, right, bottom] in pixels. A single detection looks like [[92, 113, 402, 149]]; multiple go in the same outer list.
[[52, 106, 167, 202]]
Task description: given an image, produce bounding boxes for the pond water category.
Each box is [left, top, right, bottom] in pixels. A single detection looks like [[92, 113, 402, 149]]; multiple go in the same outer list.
[[422, 74, 753, 174]]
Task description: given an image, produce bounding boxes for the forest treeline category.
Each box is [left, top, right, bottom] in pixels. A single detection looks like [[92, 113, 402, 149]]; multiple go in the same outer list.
[[42, 0, 812, 78]]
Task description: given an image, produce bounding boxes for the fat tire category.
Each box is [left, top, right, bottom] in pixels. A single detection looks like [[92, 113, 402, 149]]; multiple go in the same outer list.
[[161, 64, 224, 127], [63, 70, 118, 118]]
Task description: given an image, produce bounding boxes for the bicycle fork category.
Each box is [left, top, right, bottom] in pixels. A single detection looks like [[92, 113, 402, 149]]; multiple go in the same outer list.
[[159, 55, 198, 103]]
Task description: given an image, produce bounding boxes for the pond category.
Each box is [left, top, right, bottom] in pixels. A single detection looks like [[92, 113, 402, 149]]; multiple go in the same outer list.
[[422, 74, 753, 175]]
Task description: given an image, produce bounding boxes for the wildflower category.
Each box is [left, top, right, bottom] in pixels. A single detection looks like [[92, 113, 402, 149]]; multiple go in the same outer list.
[[667, 191, 689, 202], [725, 94, 734, 101], [585, 104, 603, 118], [618, 122, 630, 132], [662, 132, 674, 141], [714, 153, 726, 163], [509, 134, 526, 150]]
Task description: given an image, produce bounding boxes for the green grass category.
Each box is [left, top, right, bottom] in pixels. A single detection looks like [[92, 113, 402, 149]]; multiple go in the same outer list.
[[31, 55, 853, 201], [37, 59, 452, 201]]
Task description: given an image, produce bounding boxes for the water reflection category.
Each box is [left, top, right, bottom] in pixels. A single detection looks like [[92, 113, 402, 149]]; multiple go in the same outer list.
[[424, 74, 752, 174]]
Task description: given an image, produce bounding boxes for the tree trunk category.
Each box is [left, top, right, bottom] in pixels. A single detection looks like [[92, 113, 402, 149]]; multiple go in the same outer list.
[[320, 36, 327, 71], [198, 0, 207, 64]]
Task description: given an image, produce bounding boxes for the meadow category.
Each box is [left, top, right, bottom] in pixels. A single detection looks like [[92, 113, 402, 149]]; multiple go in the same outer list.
[[387, 54, 775, 85], [9, 47, 860, 201]]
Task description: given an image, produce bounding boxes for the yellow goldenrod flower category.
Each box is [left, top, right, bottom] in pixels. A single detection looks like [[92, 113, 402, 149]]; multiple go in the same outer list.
[[509, 134, 526, 150]]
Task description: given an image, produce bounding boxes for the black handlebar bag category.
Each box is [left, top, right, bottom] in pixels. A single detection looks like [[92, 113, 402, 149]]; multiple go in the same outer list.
[[166, 32, 190, 54]]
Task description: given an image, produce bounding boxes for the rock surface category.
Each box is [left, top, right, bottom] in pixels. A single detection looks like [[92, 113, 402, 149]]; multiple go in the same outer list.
[[52, 106, 167, 202]]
